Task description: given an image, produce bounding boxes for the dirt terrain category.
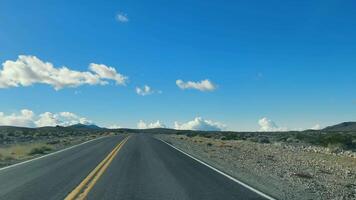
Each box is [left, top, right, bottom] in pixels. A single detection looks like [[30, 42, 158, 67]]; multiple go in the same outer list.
[[156, 134, 356, 200]]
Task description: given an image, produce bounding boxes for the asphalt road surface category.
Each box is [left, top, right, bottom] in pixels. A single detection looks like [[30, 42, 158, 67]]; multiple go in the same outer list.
[[0, 134, 272, 200]]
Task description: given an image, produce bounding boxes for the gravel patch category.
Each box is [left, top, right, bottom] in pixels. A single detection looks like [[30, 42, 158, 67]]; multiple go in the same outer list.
[[156, 134, 356, 200]]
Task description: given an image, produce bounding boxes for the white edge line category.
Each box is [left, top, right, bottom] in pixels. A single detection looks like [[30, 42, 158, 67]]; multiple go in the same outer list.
[[0, 135, 111, 172], [157, 138, 277, 200]]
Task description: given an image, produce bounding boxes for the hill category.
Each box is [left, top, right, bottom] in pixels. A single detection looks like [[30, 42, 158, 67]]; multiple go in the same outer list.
[[67, 123, 103, 130], [323, 122, 356, 132]]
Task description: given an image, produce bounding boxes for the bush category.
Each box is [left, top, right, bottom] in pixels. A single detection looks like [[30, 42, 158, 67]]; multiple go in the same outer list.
[[186, 133, 198, 137], [247, 137, 258, 143], [47, 140, 60, 145], [257, 136, 270, 143], [28, 146, 52, 155], [327, 143, 345, 153], [221, 134, 241, 140]]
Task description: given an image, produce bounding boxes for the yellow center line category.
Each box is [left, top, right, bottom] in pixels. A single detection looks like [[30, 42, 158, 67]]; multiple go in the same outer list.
[[65, 136, 130, 200]]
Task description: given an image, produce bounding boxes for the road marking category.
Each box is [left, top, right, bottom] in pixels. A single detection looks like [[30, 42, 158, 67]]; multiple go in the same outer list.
[[0, 135, 113, 172], [65, 136, 130, 200], [157, 138, 277, 200]]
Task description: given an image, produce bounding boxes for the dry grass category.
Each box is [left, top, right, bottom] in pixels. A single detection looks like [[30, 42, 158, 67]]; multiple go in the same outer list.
[[0, 143, 53, 161]]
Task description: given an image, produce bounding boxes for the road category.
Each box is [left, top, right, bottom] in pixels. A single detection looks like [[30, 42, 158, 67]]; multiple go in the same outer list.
[[0, 134, 272, 200]]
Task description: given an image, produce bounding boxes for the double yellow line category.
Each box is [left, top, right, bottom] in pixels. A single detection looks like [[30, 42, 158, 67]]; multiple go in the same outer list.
[[65, 136, 130, 200]]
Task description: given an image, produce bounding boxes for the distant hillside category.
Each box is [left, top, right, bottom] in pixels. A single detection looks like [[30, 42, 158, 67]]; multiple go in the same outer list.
[[0, 124, 107, 144], [67, 123, 103, 130], [323, 122, 356, 132]]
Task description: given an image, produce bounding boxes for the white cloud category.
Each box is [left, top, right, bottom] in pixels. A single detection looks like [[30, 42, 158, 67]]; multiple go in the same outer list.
[[174, 117, 226, 131], [116, 13, 129, 23], [135, 85, 160, 96], [310, 124, 322, 130], [89, 63, 127, 85], [176, 79, 216, 91], [107, 124, 121, 129], [0, 109, 35, 127], [0, 109, 92, 127], [136, 85, 152, 96], [137, 120, 166, 129], [258, 117, 287, 132], [34, 111, 92, 127], [0, 55, 128, 90], [35, 112, 60, 127]]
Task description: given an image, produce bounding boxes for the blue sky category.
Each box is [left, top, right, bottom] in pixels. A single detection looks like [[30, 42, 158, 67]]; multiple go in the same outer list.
[[0, 0, 355, 131]]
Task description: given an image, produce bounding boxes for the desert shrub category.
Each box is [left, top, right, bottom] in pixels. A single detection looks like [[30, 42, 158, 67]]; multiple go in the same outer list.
[[291, 172, 313, 179], [291, 131, 356, 150], [7, 132, 15, 137], [36, 132, 49, 137], [221, 134, 242, 140], [275, 135, 289, 142], [186, 132, 198, 137], [352, 139, 356, 147], [327, 143, 346, 153], [286, 137, 300, 143], [0, 154, 14, 161], [61, 139, 70, 145], [47, 140, 60, 145], [257, 136, 270, 143], [247, 137, 259, 143], [28, 146, 52, 155], [4, 156, 13, 161]]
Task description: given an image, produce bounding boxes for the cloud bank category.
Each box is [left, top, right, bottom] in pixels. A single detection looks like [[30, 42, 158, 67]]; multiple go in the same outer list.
[[0, 109, 35, 127], [176, 79, 216, 91], [137, 120, 166, 129], [0, 109, 91, 127], [0, 55, 128, 90], [174, 117, 225, 131]]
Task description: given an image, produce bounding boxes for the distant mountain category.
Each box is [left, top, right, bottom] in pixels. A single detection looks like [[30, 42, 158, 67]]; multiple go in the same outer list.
[[323, 122, 356, 132], [67, 123, 103, 130]]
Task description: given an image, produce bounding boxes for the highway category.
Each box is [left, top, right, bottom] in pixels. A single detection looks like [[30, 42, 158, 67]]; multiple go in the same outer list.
[[0, 134, 272, 200]]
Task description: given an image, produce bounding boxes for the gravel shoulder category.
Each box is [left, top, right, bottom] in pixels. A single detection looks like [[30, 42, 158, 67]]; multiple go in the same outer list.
[[155, 134, 356, 200]]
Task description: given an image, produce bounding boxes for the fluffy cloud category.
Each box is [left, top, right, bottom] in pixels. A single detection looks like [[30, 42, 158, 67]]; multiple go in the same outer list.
[[137, 120, 166, 129], [89, 63, 127, 85], [174, 117, 225, 131], [258, 117, 287, 132], [34, 111, 92, 127], [176, 79, 216, 92], [116, 13, 129, 23], [35, 112, 60, 127], [0, 109, 35, 127], [310, 124, 322, 130], [0, 109, 92, 127], [0, 55, 128, 90], [136, 85, 153, 96]]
